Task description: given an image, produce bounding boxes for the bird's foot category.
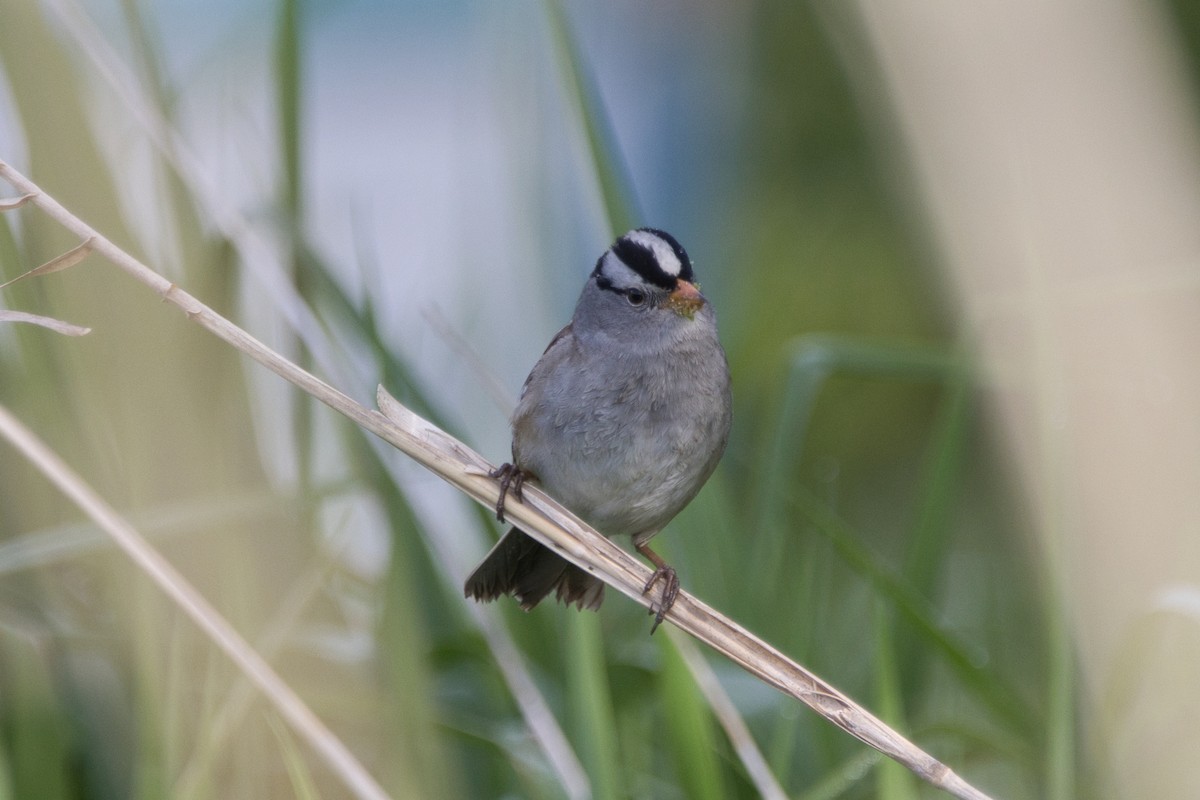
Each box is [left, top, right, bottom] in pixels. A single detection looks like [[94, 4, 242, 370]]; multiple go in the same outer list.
[[642, 566, 679, 634], [489, 462, 530, 522], [636, 542, 679, 634]]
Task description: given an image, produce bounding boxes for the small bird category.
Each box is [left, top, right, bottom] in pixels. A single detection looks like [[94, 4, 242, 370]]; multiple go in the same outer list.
[[463, 228, 732, 631]]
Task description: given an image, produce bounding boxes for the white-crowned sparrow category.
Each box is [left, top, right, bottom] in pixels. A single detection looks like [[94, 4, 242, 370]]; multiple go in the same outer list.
[[464, 228, 732, 630]]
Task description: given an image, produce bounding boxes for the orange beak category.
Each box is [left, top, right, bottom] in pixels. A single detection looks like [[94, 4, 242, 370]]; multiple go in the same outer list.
[[666, 280, 705, 319]]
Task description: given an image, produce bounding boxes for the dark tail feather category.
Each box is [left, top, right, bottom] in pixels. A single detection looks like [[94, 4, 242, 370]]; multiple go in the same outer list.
[[464, 528, 605, 611]]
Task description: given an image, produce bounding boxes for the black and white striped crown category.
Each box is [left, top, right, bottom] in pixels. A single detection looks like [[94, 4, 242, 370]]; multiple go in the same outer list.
[[592, 228, 694, 291]]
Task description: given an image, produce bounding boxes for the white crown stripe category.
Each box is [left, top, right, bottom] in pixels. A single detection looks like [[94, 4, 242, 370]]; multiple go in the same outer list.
[[625, 230, 683, 277]]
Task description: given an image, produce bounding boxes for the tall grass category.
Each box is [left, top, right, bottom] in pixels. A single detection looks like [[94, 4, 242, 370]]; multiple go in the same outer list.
[[0, 1, 1079, 798]]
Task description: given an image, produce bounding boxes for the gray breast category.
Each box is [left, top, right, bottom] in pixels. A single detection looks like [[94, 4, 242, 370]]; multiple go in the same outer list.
[[511, 324, 730, 541]]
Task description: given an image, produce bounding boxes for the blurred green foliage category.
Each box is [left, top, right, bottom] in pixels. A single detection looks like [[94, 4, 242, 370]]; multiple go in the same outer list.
[[0, 1, 1082, 798]]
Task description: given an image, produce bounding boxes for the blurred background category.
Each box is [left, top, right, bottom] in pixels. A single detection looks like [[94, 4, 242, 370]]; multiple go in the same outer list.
[[2, 0, 1199, 798]]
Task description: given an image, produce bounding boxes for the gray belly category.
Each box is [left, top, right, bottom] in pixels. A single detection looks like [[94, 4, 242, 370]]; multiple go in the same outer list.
[[513, 358, 730, 539]]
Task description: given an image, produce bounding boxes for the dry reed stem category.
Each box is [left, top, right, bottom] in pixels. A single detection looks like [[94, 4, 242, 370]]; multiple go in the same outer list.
[[0, 157, 995, 800], [0, 309, 91, 336]]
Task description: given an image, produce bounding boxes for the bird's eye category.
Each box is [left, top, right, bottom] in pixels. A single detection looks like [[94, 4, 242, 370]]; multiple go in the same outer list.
[[626, 288, 646, 306]]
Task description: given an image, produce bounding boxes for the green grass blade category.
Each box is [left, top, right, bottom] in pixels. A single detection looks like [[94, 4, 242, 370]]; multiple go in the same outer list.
[[896, 369, 972, 691], [566, 612, 623, 800], [342, 419, 462, 797], [751, 334, 1036, 735], [276, 0, 304, 227], [796, 749, 880, 800], [1045, 576, 1076, 799], [0, 640, 72, 800], [792, 485, 1034, 736], [542, 0, 639, 234], [659, 637, 725, 800], [903, 367, 971, 594], [750, 336, 963, 612], [873, 602, 919, 800]]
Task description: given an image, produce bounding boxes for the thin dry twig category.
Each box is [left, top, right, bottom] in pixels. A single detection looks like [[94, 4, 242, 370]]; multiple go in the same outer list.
[[0, 157, 995, 800], [0, 310, 91, 336], [0, 192, 35, 211], [0, 236, 94, 290], [421, 304, 516, 414]]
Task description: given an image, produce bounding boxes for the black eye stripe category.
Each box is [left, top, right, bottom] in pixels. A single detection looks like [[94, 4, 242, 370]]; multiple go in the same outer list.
[[595, 275, 651, 304]]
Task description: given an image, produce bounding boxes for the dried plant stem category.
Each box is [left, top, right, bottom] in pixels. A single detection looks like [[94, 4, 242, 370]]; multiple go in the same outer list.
[[0, 158, 994, 800]]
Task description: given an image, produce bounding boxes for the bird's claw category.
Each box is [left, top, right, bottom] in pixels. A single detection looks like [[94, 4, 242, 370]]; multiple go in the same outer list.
[[490, 463, 528, 522], [642, 565, 679, 634]]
